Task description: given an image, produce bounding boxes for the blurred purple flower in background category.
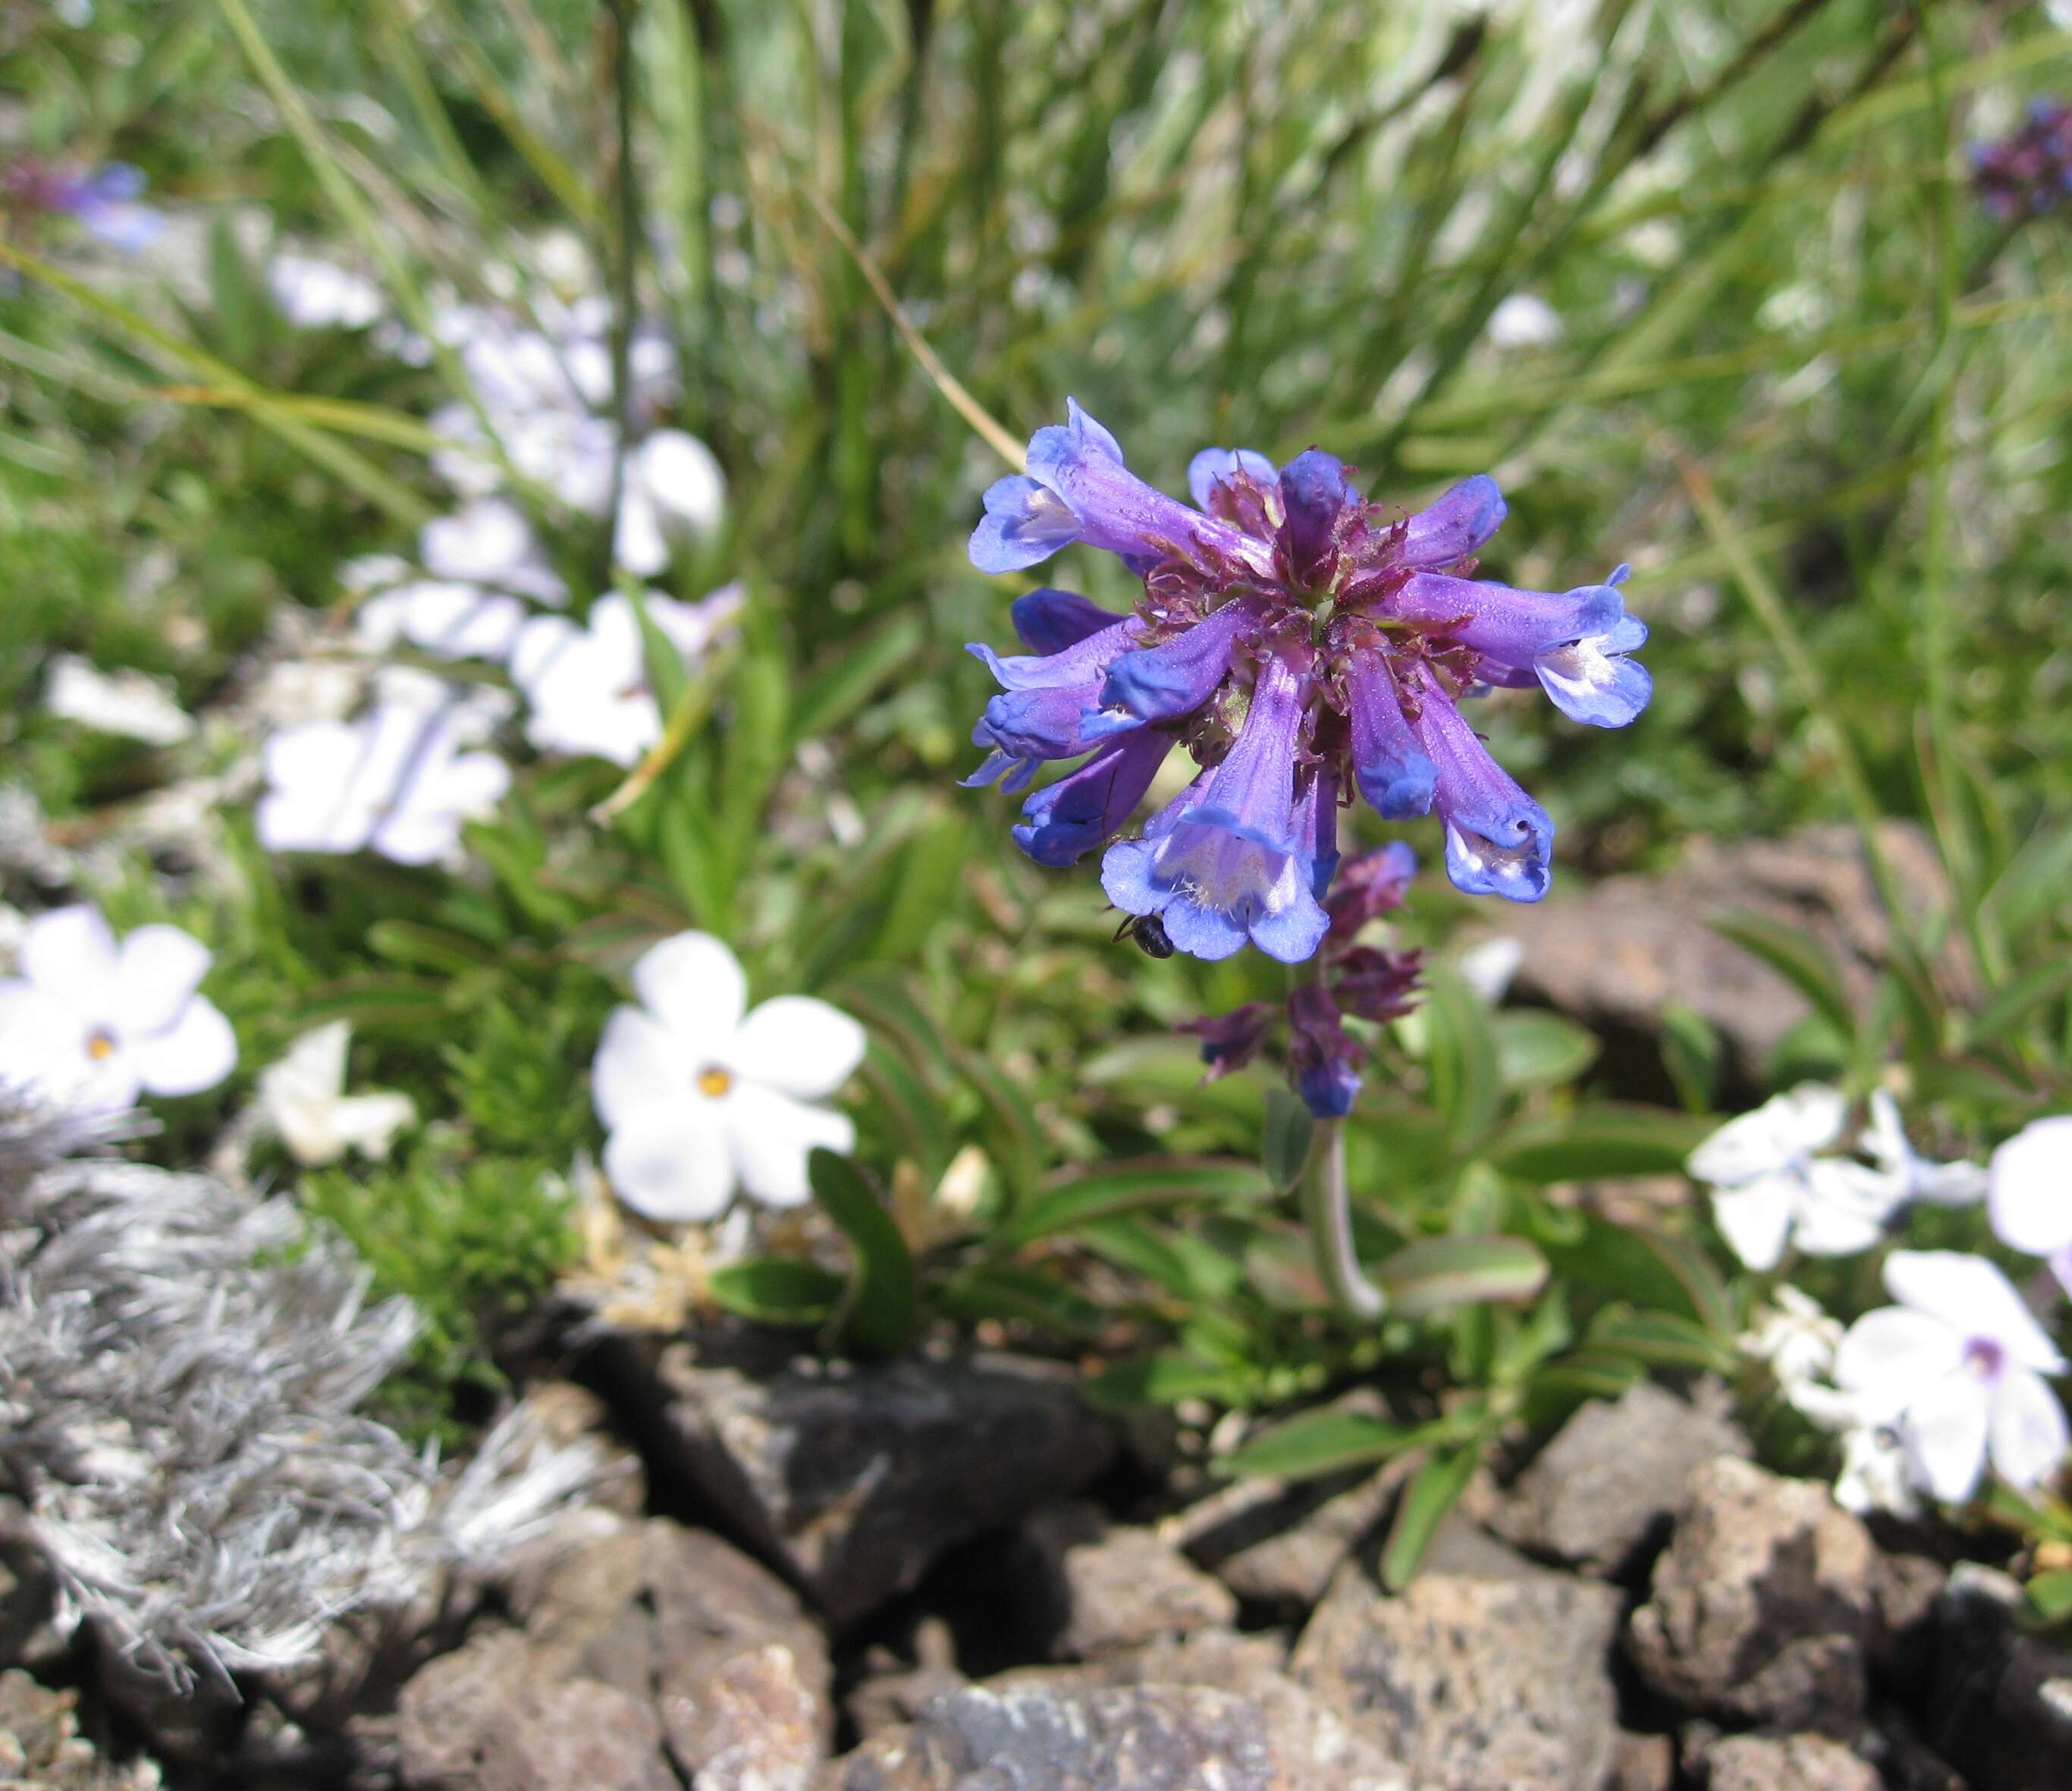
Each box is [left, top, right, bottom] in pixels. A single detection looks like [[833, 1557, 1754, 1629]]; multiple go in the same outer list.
[[1970, 99, 2072, 218], [3, 158, 162, 253], [961, 402, 1651, 963]]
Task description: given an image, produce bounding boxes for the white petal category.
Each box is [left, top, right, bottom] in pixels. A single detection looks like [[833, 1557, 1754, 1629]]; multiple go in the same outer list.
[[1989, 1367, 2071, 1491], [633, 430, 724, 535], [1710, 1174, 1798, 1270], [730, 997, 867, 1101], [1833, 1425, 1920, 1519], [613, 488, 669, 577], [1688, 1085, 1843, 1185], [1899, 1371, 1992, 1505], [1833, 1306, 1964, 1406], [127, 996, 237, 1098], [420, 498, 531, 582], [632, 932, 746, 1059], [1883, 1249, 2066, 1374], [19, 904, 119, 1016], [603, 1107, 736, 1224], [1791, 1160, 1903, 1257], [111, 924, 211, 1038], [318, 1091, 416, 1164], [592, 1006, 686, 1131], [0, 982, 136, 1112], [509, 614, 581, 693], [724, 1082, 854, 1209], [1989, 1116, 2072, 1257]]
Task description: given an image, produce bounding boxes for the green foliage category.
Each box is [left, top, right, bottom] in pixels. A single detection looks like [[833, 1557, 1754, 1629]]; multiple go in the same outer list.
[[298, 1149, 576, 1434]]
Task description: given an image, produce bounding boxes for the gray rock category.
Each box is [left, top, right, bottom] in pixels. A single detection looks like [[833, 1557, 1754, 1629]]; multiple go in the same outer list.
[[1017, 1637, 1408, 1790], [1018, 1503, 1237, 1658], [1923, 1563, 2072, 1791], [395, 1517, 833, 1791], [1626, 1457, 1878, 1731], [1289, 1525, 1621, 1789], [0, 1670, 159, 1790], [1490, 1380, 1747, 1577], [845, 1664, 967, 1742], [1477, 823, 1961, 1081], [397, 1633, 677, 1791], [635, 1347, 1117, 1623], [1201, 1462, 1409, 1614], [1688, 1731, 1880, 1791], [818, 1682, 1291, 1791], [1609, 1730, 1675, 1791]]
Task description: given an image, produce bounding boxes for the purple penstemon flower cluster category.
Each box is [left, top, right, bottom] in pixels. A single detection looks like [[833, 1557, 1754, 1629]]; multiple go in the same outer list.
[[962, 402, 1651, 966], [1969, 99, 2072, 219], [2, 159, 162, 255]]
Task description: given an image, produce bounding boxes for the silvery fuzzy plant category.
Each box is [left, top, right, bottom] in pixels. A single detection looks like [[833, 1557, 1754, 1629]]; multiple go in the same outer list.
[[0, 1092, 604, 1689]]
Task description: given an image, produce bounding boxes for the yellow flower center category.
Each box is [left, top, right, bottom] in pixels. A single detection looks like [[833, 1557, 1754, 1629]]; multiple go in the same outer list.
[[86, 1030, 117, 1062], [696, 1066, 734, 1099]]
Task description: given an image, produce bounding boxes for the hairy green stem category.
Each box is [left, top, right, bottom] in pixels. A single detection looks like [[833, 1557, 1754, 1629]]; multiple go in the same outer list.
[[1294, 953, 1385, 1322], [1298, 1120, 1386, 1322]]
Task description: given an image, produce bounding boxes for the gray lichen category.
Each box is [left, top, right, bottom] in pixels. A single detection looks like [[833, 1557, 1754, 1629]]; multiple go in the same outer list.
[[0, 1093, 604, 1688]]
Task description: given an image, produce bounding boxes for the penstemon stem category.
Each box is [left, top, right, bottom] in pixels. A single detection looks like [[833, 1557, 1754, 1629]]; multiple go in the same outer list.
[[1294, 950, 1385, 1321], [1298, 1119, 1386, 1322]]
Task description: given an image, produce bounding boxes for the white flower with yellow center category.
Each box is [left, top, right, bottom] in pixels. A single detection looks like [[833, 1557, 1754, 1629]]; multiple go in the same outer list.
[[592, 932, 865, 1223], [0, 905, 236, 1114]]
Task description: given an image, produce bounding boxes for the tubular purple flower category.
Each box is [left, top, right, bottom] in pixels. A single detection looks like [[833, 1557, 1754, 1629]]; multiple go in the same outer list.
[[1324, 842, 1417, 938], [1345, 651, 1438, 819], [1293, 762, 1340, 900], [1410, 685, 1554, 903], [1288, 985, 1361, 1120], [1279, 450, 1355, 588], [1094, 599, 1262, 733], [973, 401, 1275, 580], [1530, 613, 1652, 728], [1201, 451, 1276, 514], [1011, 589, 1131, 655], [1177, 1002, 1273, 1081], [1010, 728, 1173, 866], [1396, 475, 1507, 568], [963, 406, 1653, 938], [1389, 570, 1625, 667], [1333, 945, 1423, 1023], [1100, 657, 1330, 963]]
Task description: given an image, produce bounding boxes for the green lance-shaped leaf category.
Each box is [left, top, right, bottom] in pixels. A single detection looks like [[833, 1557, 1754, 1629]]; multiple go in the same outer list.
[[997, 1158, 1275, 1251], [1262, 1086, 1317, 1193], [1374, 1234, 1549, 1318], [809, 1148, 918, 1359], [1381, 1443, 1482, 1591], [707, 1258, 846, 1327]]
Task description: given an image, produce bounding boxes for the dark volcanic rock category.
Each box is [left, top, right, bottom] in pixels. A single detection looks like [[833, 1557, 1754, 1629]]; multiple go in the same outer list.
[[1289, 1522, 1621, 1789], [1490, 1379, 1748, 1577], [1017, 1502, 1237, 1659], [633, 1347, 1118, 1623], [1475, 823, 1961, 1083], [1687, 1730, 1881, 1790], [1922, 1563, 2072, 1791], [1625, 1457, 1877, 1733]]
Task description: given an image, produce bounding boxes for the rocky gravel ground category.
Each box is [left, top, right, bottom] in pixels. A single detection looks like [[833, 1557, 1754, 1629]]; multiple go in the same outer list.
[[4, 1341, 2067, 1791]]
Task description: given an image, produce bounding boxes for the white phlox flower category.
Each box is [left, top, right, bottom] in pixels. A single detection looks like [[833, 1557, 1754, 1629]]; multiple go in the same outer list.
[[353, 501, 567, 665], [258, 1021, 415, 1166], [512, 586, 742, 768], [1486, 293, 1563, 348], [1687, 1084, 1904, 1270], [268, 253, 385, 331], [257, 693, 510, 866], [592, 931, 866, 1223], [43, 654, 195, 746], [1861, 1089, 1988, 1207], [1834, 1423, 1921, 1520], [1741, 1285, 1845, 1409], [1833, 1249, 2070, 1504], [611, 430, 727, 577], [0, 905, 236, 1113], [1988, 1114, 2072, 1297]]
